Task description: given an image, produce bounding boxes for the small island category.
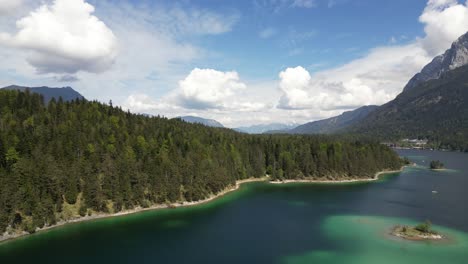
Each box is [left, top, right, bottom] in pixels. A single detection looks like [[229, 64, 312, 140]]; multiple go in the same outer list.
[[392, 220, 443, 241], [430, 160, 445, 170]]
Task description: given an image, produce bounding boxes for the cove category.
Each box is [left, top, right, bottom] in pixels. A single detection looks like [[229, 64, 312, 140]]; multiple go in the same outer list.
[[0, 149, 467, 263]]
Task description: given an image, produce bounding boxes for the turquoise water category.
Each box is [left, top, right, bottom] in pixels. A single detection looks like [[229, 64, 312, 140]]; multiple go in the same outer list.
[[0, 149, 467, 263], [284, 215, 468, 264]]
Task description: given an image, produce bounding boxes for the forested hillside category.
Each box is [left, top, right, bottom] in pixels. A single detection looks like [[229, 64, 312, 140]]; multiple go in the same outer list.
[[346, 64, 468, 151], [0, 90, 403, 234]]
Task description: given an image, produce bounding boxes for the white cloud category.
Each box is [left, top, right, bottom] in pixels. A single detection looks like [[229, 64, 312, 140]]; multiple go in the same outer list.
[[419, 0, 468, 56], [123, 70, 277, 127], [278, 0, 468, 111], [124, 94, 160, 112], [0, 0, 117, 74], [0, 0, 22, 14], [176, 68, 247, 109], [278, 66, 311, 109]]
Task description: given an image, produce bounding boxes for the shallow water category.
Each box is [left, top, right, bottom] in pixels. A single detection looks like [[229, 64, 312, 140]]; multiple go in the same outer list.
[[0, 149, 467, 263]]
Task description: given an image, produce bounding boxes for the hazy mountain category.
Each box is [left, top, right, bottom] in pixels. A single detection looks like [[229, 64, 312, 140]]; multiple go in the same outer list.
[[177, 116, 224, 128], [286, 105, 379, 134], [404, 31, 468, 91], [1, 85, 85, 103], [348, 64, 468, 149], [235, 123, 298, 134]]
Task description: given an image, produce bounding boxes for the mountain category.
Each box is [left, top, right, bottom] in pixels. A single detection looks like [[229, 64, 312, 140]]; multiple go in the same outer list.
[[235, 123, 298, 134], [348, 64, 468, 150], [1, 85, 85, 103], [286, 105, 379, 134], [177, 116, 224, 128], [404, 31, 468, 91], [347, 32, 468, 150]]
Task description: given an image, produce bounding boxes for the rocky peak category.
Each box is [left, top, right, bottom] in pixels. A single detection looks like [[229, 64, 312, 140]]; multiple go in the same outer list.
[[404, 31, 468, 91]]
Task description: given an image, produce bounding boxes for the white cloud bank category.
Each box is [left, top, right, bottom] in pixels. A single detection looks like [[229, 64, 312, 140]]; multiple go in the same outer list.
[[278, 0, 468, 111], [125, 68, 268, 113], [0, 0, 22, 14], [0, 0, 117, 74], [123, 68, 275, 127]]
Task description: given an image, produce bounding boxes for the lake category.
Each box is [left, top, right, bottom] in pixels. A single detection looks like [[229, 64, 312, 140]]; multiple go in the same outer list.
[[1, 149, 467, 263]]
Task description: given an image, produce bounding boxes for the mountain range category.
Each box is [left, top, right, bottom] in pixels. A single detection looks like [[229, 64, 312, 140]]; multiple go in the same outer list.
[[235, 123, 298, 134], [1, 85, 85, 103], [286, 105, 379, 135], [176, 116, 224, 128]]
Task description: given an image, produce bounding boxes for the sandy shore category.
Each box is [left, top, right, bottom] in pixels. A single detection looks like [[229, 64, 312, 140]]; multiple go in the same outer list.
[[391, 226, 444, 241], [269, 166, 408, 185], [392, 231, 443, 241], [0, 177, 269, 244]]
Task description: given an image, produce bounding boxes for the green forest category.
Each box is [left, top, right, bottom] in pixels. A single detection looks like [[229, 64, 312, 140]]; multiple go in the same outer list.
[[0, 90, 403, 234]]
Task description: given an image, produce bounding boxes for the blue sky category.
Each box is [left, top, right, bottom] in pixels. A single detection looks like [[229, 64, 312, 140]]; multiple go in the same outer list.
[[1, 0, 468, 127], [190, 0, 427, 77]]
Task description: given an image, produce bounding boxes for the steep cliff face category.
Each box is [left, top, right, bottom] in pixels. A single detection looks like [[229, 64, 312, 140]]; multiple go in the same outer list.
[[404, 31, 468, 92]]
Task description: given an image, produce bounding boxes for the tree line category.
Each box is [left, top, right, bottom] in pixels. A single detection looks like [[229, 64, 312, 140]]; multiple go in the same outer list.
[[0, 90, 403, 234]]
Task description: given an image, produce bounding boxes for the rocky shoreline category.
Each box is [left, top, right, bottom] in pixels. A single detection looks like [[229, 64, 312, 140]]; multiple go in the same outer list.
[[270, 166, 408, 185]]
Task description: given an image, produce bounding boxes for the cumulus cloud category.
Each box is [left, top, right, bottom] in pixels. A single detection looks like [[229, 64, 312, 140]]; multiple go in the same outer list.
[[176, 68, 247, 109], [123, 68, 274, 126], [0, 0, 22, 14], [419, 0, 468, 56], [124, 94, 161, 112], [0, 0, 117, 74], [278, 0, 468, 111]]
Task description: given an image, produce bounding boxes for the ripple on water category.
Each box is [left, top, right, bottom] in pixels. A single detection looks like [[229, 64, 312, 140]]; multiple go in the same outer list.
[[283, 215, 468, 264]]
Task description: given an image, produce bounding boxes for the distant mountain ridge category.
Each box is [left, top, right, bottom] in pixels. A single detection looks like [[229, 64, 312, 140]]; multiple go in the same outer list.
[[177, 116, 224, 128], [286, 105, 379, 134], [1, 85, 85, 103], [235, 123, 298, 134], [404, 31, 468, 91]]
